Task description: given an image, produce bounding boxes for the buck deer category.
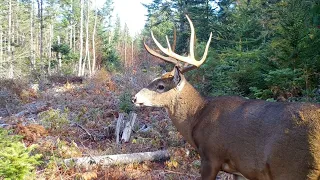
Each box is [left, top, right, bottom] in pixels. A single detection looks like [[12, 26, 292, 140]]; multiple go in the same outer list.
[[132, 15, 320, 180]]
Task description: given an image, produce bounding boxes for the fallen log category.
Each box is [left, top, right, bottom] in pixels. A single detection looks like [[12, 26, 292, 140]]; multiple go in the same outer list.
[[64, 150, 170, 167]]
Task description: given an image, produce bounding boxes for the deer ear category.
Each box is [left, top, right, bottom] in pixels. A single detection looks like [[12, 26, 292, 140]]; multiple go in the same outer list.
[[173, 66, 181, 85]]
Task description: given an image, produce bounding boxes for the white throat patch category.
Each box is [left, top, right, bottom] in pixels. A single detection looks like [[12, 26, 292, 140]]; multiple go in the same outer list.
[[176, 79, 185, 91]]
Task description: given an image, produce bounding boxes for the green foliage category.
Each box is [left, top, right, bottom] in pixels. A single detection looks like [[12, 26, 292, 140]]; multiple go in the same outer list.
[[119, 91, 134, 114], [102, 45, 121, 72], [51, 44, 71, 55], [144, 0, 320, 102], [0, 129, 42, 180], [39, 108, 69, 130]]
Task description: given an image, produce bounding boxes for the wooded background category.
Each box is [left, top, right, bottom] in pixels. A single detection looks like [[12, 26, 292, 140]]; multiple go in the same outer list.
[[0, 0, 320, 101]]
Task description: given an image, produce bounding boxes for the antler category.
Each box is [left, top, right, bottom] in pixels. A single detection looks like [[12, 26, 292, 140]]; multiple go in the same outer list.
[[144, 15, 212, 72]]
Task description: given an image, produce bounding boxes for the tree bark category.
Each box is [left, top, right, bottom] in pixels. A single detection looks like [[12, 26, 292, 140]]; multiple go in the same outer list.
[[121, 112, 137, 143], [37, 0, 43, 68], [48, 24, 53, 75], [69, 0, 72, 51], [8, 0, 13, 79], [0, 20, 3, 65], [30, 0, 35, 70], [92, 0, 97, 74], [131, 39, 134, 67], [78, 0, 84, 76], [82, 0, 91, 76], [115, 113, 124, 144], [124, 38, 127, 68], [57, 36, 62, 74]]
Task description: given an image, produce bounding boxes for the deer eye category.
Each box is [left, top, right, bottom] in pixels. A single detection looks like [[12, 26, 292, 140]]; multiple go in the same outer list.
[[157, 84, 165, 91]]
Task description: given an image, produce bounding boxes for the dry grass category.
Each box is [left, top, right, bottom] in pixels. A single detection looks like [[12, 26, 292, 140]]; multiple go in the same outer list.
[[0, 69, 236, 180]]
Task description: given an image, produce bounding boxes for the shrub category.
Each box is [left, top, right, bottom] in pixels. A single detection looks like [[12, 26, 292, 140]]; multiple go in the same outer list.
[[119, 91, 134, 114], [0, 128, 42, 180], [39, 108, 69, 130]]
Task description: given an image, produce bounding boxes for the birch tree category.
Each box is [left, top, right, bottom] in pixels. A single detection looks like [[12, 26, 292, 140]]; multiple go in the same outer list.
[[78, 0, 84, 76], [92, 0, 97, 73], [30, 0, 35, 70], [82, 0, 91, 76], [8, 0, 13, 79], [0, 18, 3, 65], [37, 0, 43, 67]]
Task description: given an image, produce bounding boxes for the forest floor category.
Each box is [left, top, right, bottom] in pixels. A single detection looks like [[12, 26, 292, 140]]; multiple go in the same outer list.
[[0, 70, 235, 180]]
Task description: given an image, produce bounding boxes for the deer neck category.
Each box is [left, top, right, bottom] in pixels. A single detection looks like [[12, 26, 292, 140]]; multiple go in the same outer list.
[[165, 82, 206, 148]]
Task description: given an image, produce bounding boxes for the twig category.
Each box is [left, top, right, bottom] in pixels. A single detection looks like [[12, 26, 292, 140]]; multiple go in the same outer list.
[[155, 169, 199, 178], [51, 147, 63, 180], [73, 122, 96, 141]]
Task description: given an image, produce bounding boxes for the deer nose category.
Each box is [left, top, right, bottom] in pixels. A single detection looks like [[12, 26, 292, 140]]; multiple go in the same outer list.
[[132, 96, 137, 103]]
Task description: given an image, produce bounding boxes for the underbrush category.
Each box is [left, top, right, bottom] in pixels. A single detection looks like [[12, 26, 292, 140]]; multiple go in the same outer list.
[[0, 68, 207, 179], [0, 128, 42, 180]]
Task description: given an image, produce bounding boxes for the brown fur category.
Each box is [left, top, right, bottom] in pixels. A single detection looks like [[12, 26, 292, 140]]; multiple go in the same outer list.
[[134, 69, 320, 180]]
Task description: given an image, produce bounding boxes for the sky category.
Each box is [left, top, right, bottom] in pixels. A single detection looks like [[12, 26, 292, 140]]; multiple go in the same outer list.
[[96, 0, 153, 36]]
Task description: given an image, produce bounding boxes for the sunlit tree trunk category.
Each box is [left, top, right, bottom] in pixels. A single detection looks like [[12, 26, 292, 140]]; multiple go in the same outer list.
[[124, 39, 127, 68], [48, 24, 53, 75], [69, 0, 73, 50], [0, 20, 3, 64], [82, 0, 91, 76], [30, 0, 35, 70], [131, 39, 133, 67], [37, 0, 43, 68], [8, 0, 14, 79], [73, 23, 76, 53], [57, 35, 62, 74], [92, 0, 97, 74], [78, 0, 84, 76]]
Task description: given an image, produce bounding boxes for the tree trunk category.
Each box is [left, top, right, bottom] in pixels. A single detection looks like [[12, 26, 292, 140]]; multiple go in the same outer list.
[[131, 39, 134, 67], [48, 24, 53, 75], [124, 39, 127, 68], [73, 24, 76, 53], [8, 0, 13, 79], [78, 0, 84, 76], [57, 36, 62, 74], [37, 0, 43, 68], [30, 0, 35, 70], [0, 21, 3, 65], [82, 0, 91, 76], [71, 0, 75, 53], [69, 0, 73, 50], [92, 0, 97, 74]]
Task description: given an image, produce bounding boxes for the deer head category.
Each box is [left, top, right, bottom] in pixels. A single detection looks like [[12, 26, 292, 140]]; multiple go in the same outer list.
[[132, 15, 212, 108]]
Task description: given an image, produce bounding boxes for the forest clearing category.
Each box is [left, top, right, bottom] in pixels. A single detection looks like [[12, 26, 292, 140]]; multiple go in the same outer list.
[[1, 0, 320, 179], [0, 69, 217, 179]]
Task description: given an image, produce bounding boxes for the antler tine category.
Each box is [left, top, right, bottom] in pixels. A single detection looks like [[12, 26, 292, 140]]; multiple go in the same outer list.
[[150, 15, 212, 68], [186, 15, 195, 60], [143, 40, 179, 64], [166, 35, 172, 52]]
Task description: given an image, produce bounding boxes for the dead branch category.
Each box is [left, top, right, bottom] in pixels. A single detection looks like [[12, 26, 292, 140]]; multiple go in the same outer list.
[[73, 122, 96, 141], [15, 102, 48, 117]]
